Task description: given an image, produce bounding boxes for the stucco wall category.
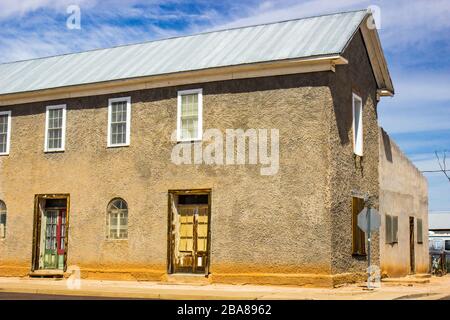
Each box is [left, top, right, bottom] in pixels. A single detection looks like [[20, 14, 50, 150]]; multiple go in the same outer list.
[[379, 128, 429, 276], [328, 31, 380, 279], [0, 31, 388, 287], [0, 72, 338, 285]]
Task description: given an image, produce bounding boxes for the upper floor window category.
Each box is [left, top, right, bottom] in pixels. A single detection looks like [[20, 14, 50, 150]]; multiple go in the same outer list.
[[108, 97, 131, 147], [106, 198, 128, 240], [352, 93, 363, 156], [177, 89, 203, 142], [45, 105, 66, 152], [0, 111, 11, 155], [0, 200, 6, 239]]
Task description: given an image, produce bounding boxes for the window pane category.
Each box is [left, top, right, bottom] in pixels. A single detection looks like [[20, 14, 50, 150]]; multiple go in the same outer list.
[[353, 95, 363, 156], [0, 201, 6, 238], [47, 108, 63, 150], [180, 93, 199, 140], [110, 101, 128, 145], [0, 115, 8, 153], [445, 240, 450, 251], [0, 134, 6, 153], [107, 198, 128, 239]]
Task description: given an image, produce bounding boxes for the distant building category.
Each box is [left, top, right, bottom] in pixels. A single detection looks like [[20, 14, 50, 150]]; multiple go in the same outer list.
[[429, 212, 450, 252]]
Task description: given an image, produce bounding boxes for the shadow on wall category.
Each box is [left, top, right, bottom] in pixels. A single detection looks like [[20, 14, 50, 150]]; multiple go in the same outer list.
[[331, 88, 371, 146], [380, 127, 393, 163], [0, 72, 331, 117]]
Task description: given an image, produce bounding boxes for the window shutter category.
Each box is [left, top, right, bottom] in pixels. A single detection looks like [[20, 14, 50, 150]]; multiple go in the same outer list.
[[393, 216, 398, 243], [352, 197, 366, 255], [417, 219, 423, 244], [385, 215, 392, 244]]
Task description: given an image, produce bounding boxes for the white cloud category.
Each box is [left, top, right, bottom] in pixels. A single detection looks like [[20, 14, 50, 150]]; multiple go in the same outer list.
[[209, 0, 365, 30], [0, 0, 96, 19]]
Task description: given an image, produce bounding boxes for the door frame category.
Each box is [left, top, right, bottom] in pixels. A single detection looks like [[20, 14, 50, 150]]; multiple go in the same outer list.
[[409, 216, 415, 274], [31, 194, 70, 272], [167, 189, 212, 275]]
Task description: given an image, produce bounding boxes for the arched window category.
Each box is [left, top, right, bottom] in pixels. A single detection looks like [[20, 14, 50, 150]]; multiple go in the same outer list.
[[0, 200, 6, 239], [106, 198, 128, 239]]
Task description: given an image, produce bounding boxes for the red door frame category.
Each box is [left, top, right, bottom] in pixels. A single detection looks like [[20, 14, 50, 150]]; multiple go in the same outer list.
[[56, 209, 66, 255]]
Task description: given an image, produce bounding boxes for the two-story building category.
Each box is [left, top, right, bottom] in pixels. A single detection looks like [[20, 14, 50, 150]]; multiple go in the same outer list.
[[0, 10, 428, 286]]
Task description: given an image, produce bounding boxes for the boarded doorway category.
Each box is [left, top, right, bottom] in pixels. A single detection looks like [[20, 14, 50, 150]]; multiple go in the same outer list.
[[32, 195, 70, 272], [168, 190, 211, 275], [409, 217, 415, 274]]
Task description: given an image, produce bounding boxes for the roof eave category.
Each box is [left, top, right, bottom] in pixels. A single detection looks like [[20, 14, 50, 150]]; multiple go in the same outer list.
[[0, 55, 347, 106], [359, 13, 395, 97]]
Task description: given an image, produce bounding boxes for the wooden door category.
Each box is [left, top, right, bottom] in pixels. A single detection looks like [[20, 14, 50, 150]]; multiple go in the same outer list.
[[169, 193, 210, 274], [43, 210, 58, 269], [42, 209, 67, 270]]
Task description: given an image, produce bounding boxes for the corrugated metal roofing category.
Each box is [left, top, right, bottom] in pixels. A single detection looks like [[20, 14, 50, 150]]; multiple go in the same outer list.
[[0, 10, 368, 96]]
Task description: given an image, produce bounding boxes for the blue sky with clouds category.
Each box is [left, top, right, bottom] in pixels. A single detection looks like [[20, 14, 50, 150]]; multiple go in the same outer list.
[[0, 0, 449, 211]]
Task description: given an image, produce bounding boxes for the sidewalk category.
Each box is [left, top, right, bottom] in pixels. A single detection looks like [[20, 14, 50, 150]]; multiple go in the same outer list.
[[0, 276, 449, 300]]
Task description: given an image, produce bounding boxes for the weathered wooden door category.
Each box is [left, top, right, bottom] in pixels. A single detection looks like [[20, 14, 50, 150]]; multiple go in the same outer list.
[[170, 193, 210, 274], [42, 209, 67, 270], [409, 217, 415, 274]]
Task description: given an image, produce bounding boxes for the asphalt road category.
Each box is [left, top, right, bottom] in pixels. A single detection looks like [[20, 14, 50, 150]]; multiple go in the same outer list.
[[0, 292, 147, 300]]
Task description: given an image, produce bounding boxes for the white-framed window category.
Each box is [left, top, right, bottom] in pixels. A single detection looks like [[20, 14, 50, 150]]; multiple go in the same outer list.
[[352, 93, 363, 156], [107, 97, 131, 147], [44, 105, 66, 152], [0, 111, 11, 156], [106, 198, 128, 240], [0, 200, 6, 239], [177, 89, 203, 142]]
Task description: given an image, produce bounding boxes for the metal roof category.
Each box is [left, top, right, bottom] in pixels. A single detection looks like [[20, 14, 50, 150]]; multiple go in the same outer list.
[[0, 10, 368, 96], [429, 213, 450, 230]]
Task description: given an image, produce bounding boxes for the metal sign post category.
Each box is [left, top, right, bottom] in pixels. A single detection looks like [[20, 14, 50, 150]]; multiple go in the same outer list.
[[357, 202, 381, 290]]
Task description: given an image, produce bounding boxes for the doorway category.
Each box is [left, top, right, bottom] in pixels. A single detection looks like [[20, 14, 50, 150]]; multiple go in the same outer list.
[[32, 195, 69, 272], [409, 216, 415, 274], [168, 190, 211, 275]]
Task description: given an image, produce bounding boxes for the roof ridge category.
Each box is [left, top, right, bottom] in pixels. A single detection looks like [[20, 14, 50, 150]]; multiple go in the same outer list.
[[0, 9, 368, 66]]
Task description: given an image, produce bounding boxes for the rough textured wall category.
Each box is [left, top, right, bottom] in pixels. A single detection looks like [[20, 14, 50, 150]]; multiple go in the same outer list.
[[328, 31, 380, 279], [0, 72, 335, 285], [379, 128, 429, 276]]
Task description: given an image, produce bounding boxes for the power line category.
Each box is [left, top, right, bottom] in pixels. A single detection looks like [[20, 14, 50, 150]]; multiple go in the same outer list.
[[421, 170, 450, 173]]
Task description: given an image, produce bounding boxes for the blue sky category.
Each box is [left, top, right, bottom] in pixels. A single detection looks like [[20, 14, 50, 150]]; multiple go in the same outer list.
[[0, 0, 449, 211]]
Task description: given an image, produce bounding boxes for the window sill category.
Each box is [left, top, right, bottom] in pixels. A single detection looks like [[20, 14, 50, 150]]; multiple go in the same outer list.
[[45, 149, 65, 153], [105, 239, 128, 242], [107, 144, 130, 148], [176, 139, 202, 143], [0, 153, 10, 156], [386, 242, 398, 246]]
